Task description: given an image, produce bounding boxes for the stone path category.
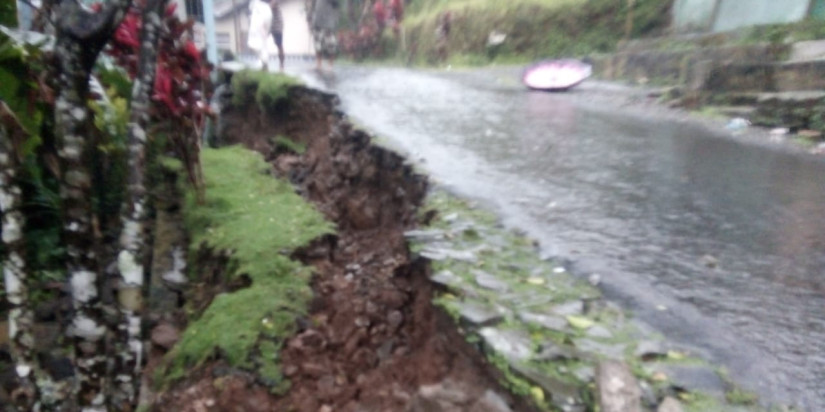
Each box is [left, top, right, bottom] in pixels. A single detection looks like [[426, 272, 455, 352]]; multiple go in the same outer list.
[[408, 190, 763, 412]]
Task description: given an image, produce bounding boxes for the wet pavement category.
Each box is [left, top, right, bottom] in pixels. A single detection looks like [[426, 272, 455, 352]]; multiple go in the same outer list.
[[297, 65, 825, 410]]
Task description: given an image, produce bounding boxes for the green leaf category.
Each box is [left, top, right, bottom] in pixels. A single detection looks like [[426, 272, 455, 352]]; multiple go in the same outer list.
[[530, 386, 545, 403], [566, 315, 595, 330], [0, 38, 23, 61]]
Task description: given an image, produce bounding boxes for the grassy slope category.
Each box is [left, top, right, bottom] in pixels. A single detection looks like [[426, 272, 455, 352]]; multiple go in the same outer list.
[[160, 146, 333, 390], [401, 0, 672, 66]]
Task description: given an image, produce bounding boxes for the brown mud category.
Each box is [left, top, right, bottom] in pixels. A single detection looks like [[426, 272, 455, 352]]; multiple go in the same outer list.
[[152, 87, 536, 411]]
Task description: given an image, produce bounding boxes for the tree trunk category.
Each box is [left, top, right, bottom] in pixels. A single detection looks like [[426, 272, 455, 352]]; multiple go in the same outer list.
[[0, 112, 37, 410], [624, 0, 636, 40], [111, 0, 166, 407], [53, 1, 130, 408]]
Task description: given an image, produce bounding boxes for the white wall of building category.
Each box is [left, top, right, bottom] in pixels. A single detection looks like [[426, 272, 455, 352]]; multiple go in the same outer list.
[[216, 14, 248, 56], [215, 0, 313, 57], [672, 0, 718, 33]]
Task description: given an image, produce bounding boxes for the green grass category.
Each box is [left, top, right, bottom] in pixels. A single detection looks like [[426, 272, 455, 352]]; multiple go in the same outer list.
[[693, 106, 729, 121], [487, 352, 552, 410], [159, 146, 333, 389], [231, 70, 301, 112], [272, 135, 307, 155], [184, 146, 332, 282], [682, 392, 746, 412], [726, 387, 759, 406], [406, 0, 583, 25], [740, 18, 825, 45], [793, 135, 820, 149]]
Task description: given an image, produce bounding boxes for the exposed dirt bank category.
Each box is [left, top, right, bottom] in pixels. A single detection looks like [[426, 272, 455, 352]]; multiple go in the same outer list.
[[152, 86, 536, 411]]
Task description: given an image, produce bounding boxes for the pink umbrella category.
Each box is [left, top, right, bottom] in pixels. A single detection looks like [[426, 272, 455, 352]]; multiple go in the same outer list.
[[522, 59, 592, 91]]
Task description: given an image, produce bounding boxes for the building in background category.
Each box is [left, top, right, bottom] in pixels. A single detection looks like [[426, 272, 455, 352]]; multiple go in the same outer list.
[[211, 0, 314, 58], [673, 0, 825, 33]]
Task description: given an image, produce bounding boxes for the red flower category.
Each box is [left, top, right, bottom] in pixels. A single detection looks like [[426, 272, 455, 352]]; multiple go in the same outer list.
[[183, 41, 200, 62], [114, 13, 141, 50]]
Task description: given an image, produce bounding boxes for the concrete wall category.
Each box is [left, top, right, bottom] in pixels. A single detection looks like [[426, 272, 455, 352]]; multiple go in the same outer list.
[[812, 0, 825, 18], [672, 0, 718, 33], [594, 44, 786, 88], [216, 15, 248, 55], [673, 0, 817, 33], [712, 0, 811, 32]]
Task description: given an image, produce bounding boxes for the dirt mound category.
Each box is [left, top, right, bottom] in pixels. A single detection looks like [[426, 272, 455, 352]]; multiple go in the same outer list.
[[153, 87, 535, 411]]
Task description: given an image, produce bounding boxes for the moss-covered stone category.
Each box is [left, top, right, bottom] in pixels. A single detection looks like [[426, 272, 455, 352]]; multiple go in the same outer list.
[[413, 188, 768, 411]]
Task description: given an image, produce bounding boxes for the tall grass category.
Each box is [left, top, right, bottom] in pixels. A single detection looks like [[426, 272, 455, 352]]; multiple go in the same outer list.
[[400, 0, 672, 65]]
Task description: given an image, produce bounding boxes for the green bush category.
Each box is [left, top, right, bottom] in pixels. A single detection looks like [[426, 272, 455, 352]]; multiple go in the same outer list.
[[741, 18, 825, 45], [0, 0, 17, 27], [1, 29, 62, 277]]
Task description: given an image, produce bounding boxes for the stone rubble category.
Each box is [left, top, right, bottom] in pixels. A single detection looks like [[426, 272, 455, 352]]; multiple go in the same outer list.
[[413, 190, 763, 411]]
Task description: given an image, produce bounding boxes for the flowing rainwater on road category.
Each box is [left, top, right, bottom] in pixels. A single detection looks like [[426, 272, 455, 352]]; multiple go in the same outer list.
[[315, 66, 825, 410]]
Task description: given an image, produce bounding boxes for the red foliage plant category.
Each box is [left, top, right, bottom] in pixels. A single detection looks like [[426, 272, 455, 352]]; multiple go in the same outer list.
[[339, 24, 381, 61], [106, 0, 210, 197], [107, 1, 210, 129]]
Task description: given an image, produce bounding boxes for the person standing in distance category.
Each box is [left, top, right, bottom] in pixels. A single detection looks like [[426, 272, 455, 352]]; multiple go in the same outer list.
[[247, 0, 274, 70], [308, 0, 340, 70], [372, 0, 387, 34], [270, 0, 285, 71], [389, 0, 403, 37]]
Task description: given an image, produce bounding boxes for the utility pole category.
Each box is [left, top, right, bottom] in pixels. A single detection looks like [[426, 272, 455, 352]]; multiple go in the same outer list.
[[202, 0, 218, 64]]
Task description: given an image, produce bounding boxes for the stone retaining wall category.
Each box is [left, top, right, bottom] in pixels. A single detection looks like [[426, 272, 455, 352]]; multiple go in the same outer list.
[[704, 60, 825, 92], [593, 44, 785, 89]]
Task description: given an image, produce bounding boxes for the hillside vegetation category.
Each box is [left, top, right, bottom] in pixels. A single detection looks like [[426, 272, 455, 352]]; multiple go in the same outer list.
[[400, 0, 673, 65]]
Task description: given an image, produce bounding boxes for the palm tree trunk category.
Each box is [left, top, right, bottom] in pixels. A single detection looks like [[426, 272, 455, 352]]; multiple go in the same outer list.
[[111, 0, 167, 407], [53, 1, 131, 408], [0, 114, 37, 410]]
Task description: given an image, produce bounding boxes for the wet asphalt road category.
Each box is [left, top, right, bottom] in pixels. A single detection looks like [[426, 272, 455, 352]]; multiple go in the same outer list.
[[296, 64, 825, 410]]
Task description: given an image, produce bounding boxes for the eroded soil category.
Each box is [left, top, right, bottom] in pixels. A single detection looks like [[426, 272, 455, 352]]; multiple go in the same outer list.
[[152, 87, 534, 411]]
